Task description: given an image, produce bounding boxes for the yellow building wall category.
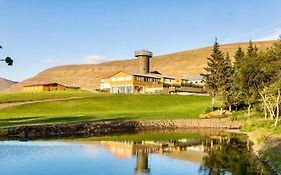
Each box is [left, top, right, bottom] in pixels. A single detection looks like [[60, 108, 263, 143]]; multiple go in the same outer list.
[[23, 84, 67, 92], [109, 72, 134, 86], [23, 86, 44, 92]]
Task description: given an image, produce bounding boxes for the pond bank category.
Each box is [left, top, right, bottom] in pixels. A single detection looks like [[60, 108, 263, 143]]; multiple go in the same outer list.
[[1, 118, 241, 139], [247, 131, 281, 175]]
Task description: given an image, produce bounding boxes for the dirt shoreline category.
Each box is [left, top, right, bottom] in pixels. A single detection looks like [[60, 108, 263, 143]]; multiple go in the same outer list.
[[1, 118, 241, 139]]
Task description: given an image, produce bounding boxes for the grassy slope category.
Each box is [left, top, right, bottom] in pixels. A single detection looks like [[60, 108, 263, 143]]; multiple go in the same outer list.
[[0, 90, 95, 104], [0, 94, 210, 127], [9, 40, 274, 90]]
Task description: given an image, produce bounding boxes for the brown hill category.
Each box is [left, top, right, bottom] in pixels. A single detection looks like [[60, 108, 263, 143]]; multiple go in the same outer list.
[[0, 77, 17, 91], [9, 40, 275, 91]]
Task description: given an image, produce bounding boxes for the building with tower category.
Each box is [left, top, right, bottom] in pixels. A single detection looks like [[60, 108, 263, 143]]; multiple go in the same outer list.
[[100, 50, 205, 94]]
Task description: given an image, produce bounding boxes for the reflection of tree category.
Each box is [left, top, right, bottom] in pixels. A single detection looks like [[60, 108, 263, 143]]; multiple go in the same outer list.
[[200, 135, 268, 175]]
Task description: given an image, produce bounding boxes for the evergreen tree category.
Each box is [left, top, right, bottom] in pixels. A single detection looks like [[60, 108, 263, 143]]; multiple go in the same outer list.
[[237, 41, 263, 116], [201, 39, 226, 108], [232, 47, 245, 109], [234, 47, 244, 70], [246, 40, 257, 57], [221, 53, 235, 111]]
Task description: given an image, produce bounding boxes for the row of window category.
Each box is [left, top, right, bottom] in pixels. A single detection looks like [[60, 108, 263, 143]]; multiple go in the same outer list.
[[111, 76, 132, 82], [111, 86, 133, 93], [135, 76, 160, 82]]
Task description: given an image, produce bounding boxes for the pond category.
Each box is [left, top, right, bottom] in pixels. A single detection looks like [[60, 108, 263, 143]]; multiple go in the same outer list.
[[0, 130, 272, 175]]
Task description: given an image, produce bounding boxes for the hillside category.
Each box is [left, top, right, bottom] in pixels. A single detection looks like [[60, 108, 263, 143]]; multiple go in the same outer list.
[[0, 77, 17, 91], [9, 40, 275, 91]]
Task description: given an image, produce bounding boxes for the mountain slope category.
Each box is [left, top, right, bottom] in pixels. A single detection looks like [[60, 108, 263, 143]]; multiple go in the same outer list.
[[9, 40, 275, 91], [0, 77, 17, 91]]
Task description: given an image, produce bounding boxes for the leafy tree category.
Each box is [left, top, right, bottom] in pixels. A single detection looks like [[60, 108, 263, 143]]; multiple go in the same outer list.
[[258, 39, 281, 125], [259, 78, 281, 126]]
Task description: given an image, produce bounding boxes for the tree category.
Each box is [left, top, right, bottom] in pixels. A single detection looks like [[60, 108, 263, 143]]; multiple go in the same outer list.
[[246, 40, 258, 57], [231, 47, 245, 110], [259, 79, 281, 126], [257, 39, 281, 126], [236, 41, 262, 116], [221, 53, 235, 111], [234, 47, 244, 70], [201, 39, 226, 109]]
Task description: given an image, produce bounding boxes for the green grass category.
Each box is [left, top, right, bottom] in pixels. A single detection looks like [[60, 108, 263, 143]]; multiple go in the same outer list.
[[0, 90, 96, 104], [260, 144, 281, 172], [0, 94, 210, 127], [232, 110, 281, 134]]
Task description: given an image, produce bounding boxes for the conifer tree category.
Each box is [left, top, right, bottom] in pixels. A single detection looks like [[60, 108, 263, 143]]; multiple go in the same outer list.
[[237, 41, 261, 116], [221, 53, 234, 111], [234, 47, 244, 70], [246, 40, 258, 58], [201, 39, 225, 108], [232, 47, 245, 109]]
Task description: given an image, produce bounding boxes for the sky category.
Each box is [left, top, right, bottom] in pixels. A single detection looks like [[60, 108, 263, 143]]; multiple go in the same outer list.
[[0, 0, 281, 82]]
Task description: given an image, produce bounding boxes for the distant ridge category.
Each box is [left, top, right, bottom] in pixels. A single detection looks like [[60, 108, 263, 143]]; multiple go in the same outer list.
[[0, 77, 17, 91], [9, 40, 275, 91]]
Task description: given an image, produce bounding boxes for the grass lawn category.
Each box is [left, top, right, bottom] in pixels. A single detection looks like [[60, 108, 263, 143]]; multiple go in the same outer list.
[[0, 94, 210, 127], [0, 90, 96, 104]]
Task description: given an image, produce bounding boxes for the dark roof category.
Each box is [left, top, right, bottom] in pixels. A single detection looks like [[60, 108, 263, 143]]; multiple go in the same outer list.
[[23, 83, 65, 87], [149, 71, 162, 75]]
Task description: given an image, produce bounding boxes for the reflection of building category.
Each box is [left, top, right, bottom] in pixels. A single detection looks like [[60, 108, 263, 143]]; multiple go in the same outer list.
[[23, 83, 80, 92], [100, 138, 209, 174], [100, 50, 205, 94], [101, 141, 160, 159], [135, 150, 150, 174]]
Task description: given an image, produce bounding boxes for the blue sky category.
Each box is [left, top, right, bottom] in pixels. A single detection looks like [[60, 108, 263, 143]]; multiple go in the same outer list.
[[0, 0, 281, 81]]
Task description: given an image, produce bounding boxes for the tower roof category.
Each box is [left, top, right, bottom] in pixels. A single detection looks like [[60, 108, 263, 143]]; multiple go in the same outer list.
[[135, 50, 153, 57]]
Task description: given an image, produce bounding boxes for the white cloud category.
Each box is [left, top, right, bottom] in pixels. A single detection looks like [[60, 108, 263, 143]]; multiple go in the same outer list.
[[82, 54, 109, 64], [256, 28, 281, 41], [222, 27, 281, 44], [40, 58, 55, 64]]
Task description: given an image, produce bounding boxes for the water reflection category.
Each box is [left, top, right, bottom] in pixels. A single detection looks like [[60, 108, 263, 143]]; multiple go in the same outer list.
[[0, 132, 271, 175], [97, 133, 269, 175]]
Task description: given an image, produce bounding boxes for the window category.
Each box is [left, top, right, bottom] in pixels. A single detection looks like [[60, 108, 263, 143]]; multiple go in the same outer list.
[[117, 77, 125, 81], [111, 78, 117, 81], [135, 76, 142, 81], [111, 86, 132, 93], [125, 76, 132, 80]]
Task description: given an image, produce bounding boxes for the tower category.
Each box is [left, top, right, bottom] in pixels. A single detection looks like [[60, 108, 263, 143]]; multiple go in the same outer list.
[[135, 50, 153, 74]]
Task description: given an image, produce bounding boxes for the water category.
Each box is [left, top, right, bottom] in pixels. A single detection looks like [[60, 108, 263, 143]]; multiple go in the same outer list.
[[0, 131, 271, 175]]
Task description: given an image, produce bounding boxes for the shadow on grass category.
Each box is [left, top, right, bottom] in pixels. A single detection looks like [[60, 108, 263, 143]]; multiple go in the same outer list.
[[0, 116, 40, 122]]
